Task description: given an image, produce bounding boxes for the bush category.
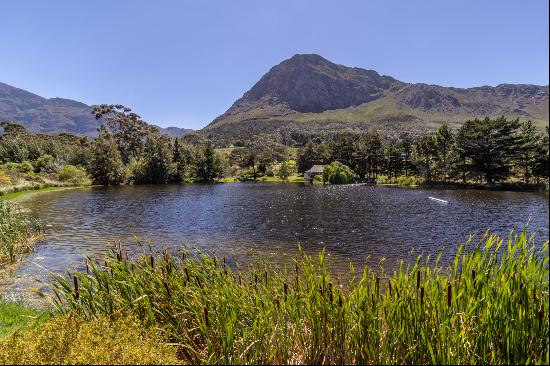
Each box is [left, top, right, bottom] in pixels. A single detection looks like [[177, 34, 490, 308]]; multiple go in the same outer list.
[[0, 314, 181, 365], [33, 154, 55, 173], [0, 171, 12, 186], [322, 161, 358, 184], [57, 165, 88, 185], [18, 161, 34, 174]]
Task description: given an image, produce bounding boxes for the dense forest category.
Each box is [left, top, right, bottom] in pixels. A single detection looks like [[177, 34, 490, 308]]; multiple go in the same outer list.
[[0, 104, 548, 188]]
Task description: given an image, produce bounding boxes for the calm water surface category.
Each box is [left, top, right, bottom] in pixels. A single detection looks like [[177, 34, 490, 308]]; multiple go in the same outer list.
[[2, 183, 548, 300]]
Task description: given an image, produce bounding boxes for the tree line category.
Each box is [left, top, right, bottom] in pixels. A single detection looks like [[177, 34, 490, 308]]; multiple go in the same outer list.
[[1, 109, 548, 187], [297, 117, 549, 185]]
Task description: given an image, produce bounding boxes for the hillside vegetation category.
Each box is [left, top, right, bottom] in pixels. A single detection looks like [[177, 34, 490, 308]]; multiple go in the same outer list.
[[205, 54, 548, 145]]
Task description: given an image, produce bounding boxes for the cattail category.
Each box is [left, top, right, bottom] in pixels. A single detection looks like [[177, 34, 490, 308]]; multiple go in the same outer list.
[[196, 276, 203, 289], [376, 277, 380, 296], [447, 281, 452, 308], [538, 303, 544, 330], [168, 261, 172, 275], [204, 306, 209, 328], [471, 269, 476, 288], [85, 260, 89, 275], [184, 267, 190, 282], [150, 254, 154, 268], [416, 270, 421, 290], [275, 296, 280, 309], [73, 274, 79, 300], [319, 285, 324, 298], [264, 270, 268, 286], [420, 286, 425, 307], [389, 280, 392, 297], [284, 282, 288, 300], [339, 293, 343, 308], [163, 278, 171, 298], [329, 282, 333, 303]]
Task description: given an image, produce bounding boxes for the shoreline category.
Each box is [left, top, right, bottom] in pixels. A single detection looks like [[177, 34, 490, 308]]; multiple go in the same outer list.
[[0, 185, 88, 202]]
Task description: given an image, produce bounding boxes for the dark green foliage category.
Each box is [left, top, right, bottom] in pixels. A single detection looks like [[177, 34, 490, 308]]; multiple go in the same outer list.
[[455, 117, 521, 184], [142, 135, 175, 184], [195, 144, 224, 182], [89, 136, 126, 185]]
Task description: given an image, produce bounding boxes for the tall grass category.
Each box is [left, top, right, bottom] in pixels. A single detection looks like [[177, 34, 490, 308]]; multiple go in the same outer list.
[[0, 201, 42, 263], [48, 231, 549, 364]]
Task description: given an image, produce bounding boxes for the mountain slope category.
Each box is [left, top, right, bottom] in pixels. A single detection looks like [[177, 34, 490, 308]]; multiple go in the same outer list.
[[0, 82, 192, 137], [205, 54, 549, 144]]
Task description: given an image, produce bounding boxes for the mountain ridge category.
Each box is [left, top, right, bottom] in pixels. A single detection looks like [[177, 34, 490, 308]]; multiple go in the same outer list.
[[0, 81, 192, 137], [205, 54, 548, 144]]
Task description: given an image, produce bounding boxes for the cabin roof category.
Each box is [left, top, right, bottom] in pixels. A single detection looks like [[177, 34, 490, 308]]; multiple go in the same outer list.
[[305, 165, 325, 173]]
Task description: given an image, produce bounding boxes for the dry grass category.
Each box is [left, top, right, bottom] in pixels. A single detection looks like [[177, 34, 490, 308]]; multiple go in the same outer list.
[[0, 313, 182, 365]]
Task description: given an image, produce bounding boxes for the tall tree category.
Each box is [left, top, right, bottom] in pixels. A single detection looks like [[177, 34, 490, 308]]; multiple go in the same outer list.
[[92, 104, 158, 164], [434, 124, 454, 182], [455, 117, 522, 184], [89, 136, 126, 185], [415, 134, 436, 182], [516, 121, 539, 184]]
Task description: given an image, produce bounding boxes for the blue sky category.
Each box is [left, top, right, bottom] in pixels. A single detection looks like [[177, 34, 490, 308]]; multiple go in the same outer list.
[[1, 1, 548, 129]]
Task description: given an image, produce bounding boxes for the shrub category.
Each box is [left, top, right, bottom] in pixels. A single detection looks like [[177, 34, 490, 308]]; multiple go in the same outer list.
[[323, 161, 358, 184], [127, 158, 148, 184], [0, 171, 12, 186], [18, 161, 34, 174], [33, 154, 55, 173], [57, 165, 89, 185], [0, 314, 181, 365]]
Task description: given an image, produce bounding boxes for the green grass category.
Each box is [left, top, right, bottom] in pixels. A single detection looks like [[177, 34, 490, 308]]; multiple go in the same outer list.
[[0, 299, 51, 337], [258, 175, 307, 183], [47, 230, 549, 364], [0, 185, 84, 202]]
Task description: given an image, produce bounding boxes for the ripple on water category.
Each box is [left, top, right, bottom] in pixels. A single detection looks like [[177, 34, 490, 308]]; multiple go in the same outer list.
[[4, 183, 549, 300]]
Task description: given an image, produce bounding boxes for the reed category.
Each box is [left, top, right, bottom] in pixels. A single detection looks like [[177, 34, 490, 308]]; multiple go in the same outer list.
[[48, 230, 549, 364], [0, 201, 42, 263]]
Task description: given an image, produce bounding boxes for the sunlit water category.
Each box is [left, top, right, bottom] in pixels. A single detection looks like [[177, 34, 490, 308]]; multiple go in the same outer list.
[[1, 183, 548, 302]]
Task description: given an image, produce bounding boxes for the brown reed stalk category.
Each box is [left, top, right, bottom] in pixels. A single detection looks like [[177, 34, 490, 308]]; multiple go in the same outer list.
[[73, 274, 79, 300], [447, 281, 452, 308]]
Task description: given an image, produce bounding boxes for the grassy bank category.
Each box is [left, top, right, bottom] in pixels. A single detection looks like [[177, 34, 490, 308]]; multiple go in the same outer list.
[[27, 230, 548, 365]]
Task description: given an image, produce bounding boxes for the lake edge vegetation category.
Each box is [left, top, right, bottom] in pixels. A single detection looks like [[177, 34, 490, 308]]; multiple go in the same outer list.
[[0, 201, 42, 263], [0, 230, 541, 364]]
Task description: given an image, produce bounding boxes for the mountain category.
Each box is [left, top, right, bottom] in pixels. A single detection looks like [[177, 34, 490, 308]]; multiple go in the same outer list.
[[0, 82, 192, 137], [205, 54, 549, 144]]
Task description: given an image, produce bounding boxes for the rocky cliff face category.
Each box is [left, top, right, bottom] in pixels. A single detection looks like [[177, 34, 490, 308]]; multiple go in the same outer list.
[[207, 54, 548, 142]]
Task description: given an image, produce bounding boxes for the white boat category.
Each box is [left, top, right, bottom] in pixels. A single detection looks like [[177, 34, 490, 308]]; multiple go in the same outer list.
[[428, 196, 448, 204]]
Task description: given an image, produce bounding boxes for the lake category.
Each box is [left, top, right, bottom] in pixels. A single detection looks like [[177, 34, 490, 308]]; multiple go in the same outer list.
[[2, 183, 549, 300]]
